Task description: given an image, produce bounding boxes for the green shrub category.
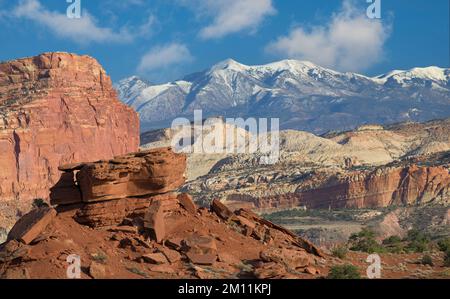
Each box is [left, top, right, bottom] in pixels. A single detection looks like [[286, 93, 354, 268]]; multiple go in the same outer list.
[[382, 235, 404, 253], [349, 228, 385, 253], [382, 235, 402, 245], [32, 198, 49, 209], [331, 245, 348, 259], [421, 254, 434, 266], [91, 252, 108, 264], [404, 230, 430, 253], [327, 264, 361, 279], [437, 238, 450, 252]]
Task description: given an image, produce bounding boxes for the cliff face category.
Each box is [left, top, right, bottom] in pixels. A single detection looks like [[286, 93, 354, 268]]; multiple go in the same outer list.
[[0, 53, 140, 221], [255, 165, 450, 210]]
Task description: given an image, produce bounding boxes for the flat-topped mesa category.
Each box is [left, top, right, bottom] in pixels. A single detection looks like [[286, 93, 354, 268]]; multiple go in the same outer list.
[[0, 53, 140, 216]]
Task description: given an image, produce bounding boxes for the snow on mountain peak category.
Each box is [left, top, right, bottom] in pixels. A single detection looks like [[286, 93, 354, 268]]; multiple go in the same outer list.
[[406, 66, 448, 80], [262, 59, 319, 70], [210, 58, 248, 73], [374, 66, 449, 83], [116, 59, 450, 133]]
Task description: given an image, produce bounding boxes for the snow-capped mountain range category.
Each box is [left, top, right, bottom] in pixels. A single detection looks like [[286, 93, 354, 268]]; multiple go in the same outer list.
[[115, 59, 450, 133]]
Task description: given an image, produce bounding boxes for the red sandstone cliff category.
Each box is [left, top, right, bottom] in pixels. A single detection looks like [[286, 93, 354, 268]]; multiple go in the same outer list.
[[0, 52, 140, 223], [254, 165, 450, 210]]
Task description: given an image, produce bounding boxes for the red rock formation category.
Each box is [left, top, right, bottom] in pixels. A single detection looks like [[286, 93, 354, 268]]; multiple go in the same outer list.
[[51, 148, 187, 228], [0, 145, 324, 279], [76, 148, 186, 202], [0, 53, 140, 218], [255, 165, 450, 210], [0, 192, 325, 279]]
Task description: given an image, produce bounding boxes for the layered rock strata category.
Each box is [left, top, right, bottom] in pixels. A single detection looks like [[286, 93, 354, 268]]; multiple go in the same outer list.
[[51, 147, 187, 227], [0, 52, 140, 225], [254, 164, 450, 210]]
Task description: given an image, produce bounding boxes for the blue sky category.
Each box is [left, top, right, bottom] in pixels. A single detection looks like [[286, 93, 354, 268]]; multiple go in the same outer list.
[[0, 0, 448, 83]]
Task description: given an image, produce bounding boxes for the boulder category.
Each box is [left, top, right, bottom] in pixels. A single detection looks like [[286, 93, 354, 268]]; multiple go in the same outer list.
[[165, 238, 183, 250], [234, 215, 256, 230], [211, 199, 233, 220], [7, 208, 56, 245], [76, 148, 186, 202], [183, 234, 218, 265], [217, 252, 241, 265], [260, 248, 313, 270], [160, 247, 181, 264], [177, 193, 197, 214], [142, 253, 168, 265], [74, 192, 179, 228], [144, 200, 166, 243], [183, 234, 217, 254]]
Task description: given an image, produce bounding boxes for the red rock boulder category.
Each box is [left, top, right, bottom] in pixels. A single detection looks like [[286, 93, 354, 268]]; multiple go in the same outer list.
[[76, 148, 186, 202]]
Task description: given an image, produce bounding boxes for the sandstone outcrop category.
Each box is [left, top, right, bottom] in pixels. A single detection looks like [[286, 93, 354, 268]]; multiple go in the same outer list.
[[76, 148, 186, 202], [255, 164, 450, 210], [0, 52, 140, 229], [51, 147, 186, 228]]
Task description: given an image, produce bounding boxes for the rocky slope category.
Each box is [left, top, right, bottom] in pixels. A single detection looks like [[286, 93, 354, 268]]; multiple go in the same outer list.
[[0, 148, 325, 279], [0, 53, 140, 233], [117, 59, 450, 133]]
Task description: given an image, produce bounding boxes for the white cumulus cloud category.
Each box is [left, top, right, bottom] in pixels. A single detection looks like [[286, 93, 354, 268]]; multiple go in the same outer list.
[[137, 43, 193, 74], [179, 0, 276, 39], [266, 0, 391, 72], [8, 0, 155, 44]]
